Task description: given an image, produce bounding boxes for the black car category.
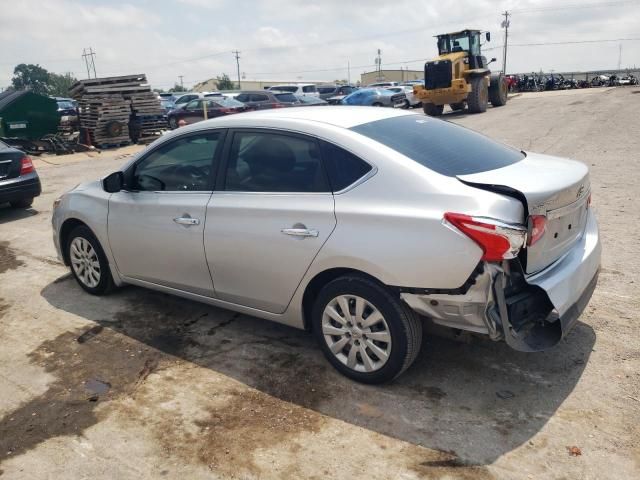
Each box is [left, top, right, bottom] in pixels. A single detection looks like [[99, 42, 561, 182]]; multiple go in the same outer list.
[[234, 90, 300, 110], [317, 84, 356, 101], [0, 140, 41, 208]]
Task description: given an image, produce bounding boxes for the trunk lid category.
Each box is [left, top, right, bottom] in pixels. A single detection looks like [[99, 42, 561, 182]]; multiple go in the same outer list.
[[0, 144, 25, 180], [457, 152, 590, 274]]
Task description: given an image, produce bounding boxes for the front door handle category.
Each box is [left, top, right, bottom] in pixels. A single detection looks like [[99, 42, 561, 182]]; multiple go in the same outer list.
[[281, 228, 319, 238], [173, 216, 200, 226]]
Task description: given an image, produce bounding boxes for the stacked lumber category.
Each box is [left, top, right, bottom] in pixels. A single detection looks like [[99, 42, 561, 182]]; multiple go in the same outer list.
[[76, 96, 131, 146], [70, 74, 166, 147]]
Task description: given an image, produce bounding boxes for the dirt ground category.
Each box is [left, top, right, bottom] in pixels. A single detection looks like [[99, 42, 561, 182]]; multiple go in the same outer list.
[[0, 87, 638, 479]]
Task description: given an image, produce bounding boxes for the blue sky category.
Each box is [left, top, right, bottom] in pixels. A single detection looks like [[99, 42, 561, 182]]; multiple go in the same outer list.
[[1, 0, 639, 89]]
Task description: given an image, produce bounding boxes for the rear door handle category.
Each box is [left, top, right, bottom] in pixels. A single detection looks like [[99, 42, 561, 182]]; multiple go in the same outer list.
[[173, 216, 200, 226], [281, 228, 319, 238]]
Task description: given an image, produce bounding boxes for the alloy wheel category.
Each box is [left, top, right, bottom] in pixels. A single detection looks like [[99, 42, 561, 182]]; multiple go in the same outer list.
[[322, 295, 392, 373], [70, 237, 101, 288]]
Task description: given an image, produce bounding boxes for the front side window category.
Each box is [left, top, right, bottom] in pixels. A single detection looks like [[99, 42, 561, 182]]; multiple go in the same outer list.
[[250, 93, 269, 102], [132, 133, 220, 191], [185, 99, 201, 110], [274, 93, 298, 103], [302, 85, 317, 93], [236, 93, 250, 102], [224, 132, 328, 192], [351, 116, 524, 177]]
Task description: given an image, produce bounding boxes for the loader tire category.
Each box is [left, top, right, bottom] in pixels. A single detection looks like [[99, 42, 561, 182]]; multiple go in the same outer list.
[[489, 74, 508, 107], [467, 77, 488, 113], [423, 103, 444, 116]]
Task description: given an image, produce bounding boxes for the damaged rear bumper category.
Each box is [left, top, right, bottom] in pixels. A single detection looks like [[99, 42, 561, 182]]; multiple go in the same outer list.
[[401, 209, 601, 352]]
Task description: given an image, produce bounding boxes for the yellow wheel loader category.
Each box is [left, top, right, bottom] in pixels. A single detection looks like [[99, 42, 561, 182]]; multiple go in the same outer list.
[[414, 29, 508, 116]]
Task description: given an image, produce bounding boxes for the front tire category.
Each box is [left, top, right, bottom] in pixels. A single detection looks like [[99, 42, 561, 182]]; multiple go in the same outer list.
[[168, 117, 178, 129], [9, 197, 33, 208], [467, 76, 488, 113], [312, 275, 422, 384], [67, 225, 114, 295], [423, 103, 444, 116]]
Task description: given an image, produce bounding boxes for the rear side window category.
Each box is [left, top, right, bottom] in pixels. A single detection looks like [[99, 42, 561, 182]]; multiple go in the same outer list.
[[250, 94, 269, 102], [224, 132, 328, 192], [274, 93, 298, 103], [321, 142, 372, 191], [351, 116, 525, 176]]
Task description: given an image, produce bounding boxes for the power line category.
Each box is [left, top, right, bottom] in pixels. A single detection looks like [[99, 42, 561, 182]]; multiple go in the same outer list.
[[511, 0, 639, 13]]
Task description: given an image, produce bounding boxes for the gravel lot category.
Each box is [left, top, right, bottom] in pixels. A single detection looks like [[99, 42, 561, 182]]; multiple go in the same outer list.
[[1, 87, 638, 479]]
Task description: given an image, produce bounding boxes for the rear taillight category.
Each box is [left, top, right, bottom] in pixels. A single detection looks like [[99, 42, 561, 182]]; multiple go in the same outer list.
[[20, 156, 34, 175], [272, 103, 285, 108], [527, 215, 547, 246], [444, 212, 527, 262]]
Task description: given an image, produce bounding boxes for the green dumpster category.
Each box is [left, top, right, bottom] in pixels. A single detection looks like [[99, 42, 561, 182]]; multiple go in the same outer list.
[[0, 90, 58, 139]]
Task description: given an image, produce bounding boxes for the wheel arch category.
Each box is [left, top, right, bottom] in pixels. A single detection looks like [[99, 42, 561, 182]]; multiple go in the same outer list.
[[301, 267, 388, 331], [59, 218, 92, 265]]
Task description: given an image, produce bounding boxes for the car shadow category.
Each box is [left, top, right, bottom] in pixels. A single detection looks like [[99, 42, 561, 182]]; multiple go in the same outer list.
[[37, 276, 595, 466], [0, 204, 38, 224]]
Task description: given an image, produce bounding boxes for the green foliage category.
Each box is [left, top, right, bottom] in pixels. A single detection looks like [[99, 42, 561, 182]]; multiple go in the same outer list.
[[48, 72, 77, 97], [216, 73, 236, 91], [11, 64, 51, 95], [169, 83, 187, 92]]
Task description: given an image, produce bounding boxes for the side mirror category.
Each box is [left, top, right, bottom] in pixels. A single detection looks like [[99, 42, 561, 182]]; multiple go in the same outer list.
[[103, 171, 124, 193], [486, 32, 491, 42], [488, 57, 497, 65]]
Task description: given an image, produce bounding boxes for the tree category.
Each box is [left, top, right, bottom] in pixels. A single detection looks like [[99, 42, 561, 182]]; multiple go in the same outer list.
[[11, 64, 51, 95], [48, 72, 77, 97], [216, 73, 235, 90], [169, 83, 187, 93]]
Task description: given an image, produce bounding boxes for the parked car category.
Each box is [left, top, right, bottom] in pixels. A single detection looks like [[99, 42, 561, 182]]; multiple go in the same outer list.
[[51, 107, 600, 383], [341, 88, 406, 107], [167, 97, 247, 129], [160, 98, 175, 114], [235, 90, 300, 110], [317, 85, 356, 101], [172, 92, 214, 108], [296, 96, 328, 106], [387, 86, 421, 108], [0, 140, 41, 208], [53, 97, 79, 132], [267, 84, 319, 97], [367, 81, 398, 88]]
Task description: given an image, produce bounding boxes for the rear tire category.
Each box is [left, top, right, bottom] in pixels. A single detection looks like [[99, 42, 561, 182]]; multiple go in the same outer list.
[[9, 197, 33, 208], [67, 225, 114, 295], [467, 76, 488, 113], [423, 103, 444, 116], [489, 74, 508, 107], [312, 275, 422, 384], [168, 117, 178, 129]]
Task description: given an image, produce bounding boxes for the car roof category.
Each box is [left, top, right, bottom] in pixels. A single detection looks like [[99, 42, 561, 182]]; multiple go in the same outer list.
[[179, 105, 415, 130]]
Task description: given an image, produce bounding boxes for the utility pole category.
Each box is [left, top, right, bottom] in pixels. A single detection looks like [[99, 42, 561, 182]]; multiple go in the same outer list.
[[233, 50, 241, 89], [618, 44, 622, 71], [501, 11, 510, 75], [347, 60, 351, 85], [178, 75, 184, 89], [81, 47, 97, 79], [375, 49, 382, 80]]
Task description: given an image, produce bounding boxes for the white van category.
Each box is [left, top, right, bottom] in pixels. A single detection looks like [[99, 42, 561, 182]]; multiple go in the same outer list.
[[267, 83, 319, 97]]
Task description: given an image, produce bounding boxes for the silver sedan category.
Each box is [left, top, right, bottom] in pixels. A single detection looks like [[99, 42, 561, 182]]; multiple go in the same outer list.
[[52, 107, 601, 383]]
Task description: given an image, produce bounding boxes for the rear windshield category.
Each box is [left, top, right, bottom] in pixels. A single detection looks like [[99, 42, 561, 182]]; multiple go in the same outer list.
[[318, 86, 336, 94], [274, 93, 298, 103], [273, 86, 297, 93], [350, 115, 525, 176]]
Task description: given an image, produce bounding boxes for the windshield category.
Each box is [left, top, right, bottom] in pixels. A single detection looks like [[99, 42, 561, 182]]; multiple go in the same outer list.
[[351, 115, 525, 177], [57, 101, 75, 109], [274, 93, 299, 103], [210, 98, 244, 107], [438, 33, 473, 55]]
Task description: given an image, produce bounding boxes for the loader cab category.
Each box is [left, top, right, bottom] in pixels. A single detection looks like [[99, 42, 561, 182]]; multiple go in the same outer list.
[[436, 30, 487, 69]]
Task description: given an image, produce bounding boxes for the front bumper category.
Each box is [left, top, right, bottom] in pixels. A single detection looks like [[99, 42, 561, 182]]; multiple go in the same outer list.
[[402, 209, 601, 351], [0, 172, 41, 204]]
